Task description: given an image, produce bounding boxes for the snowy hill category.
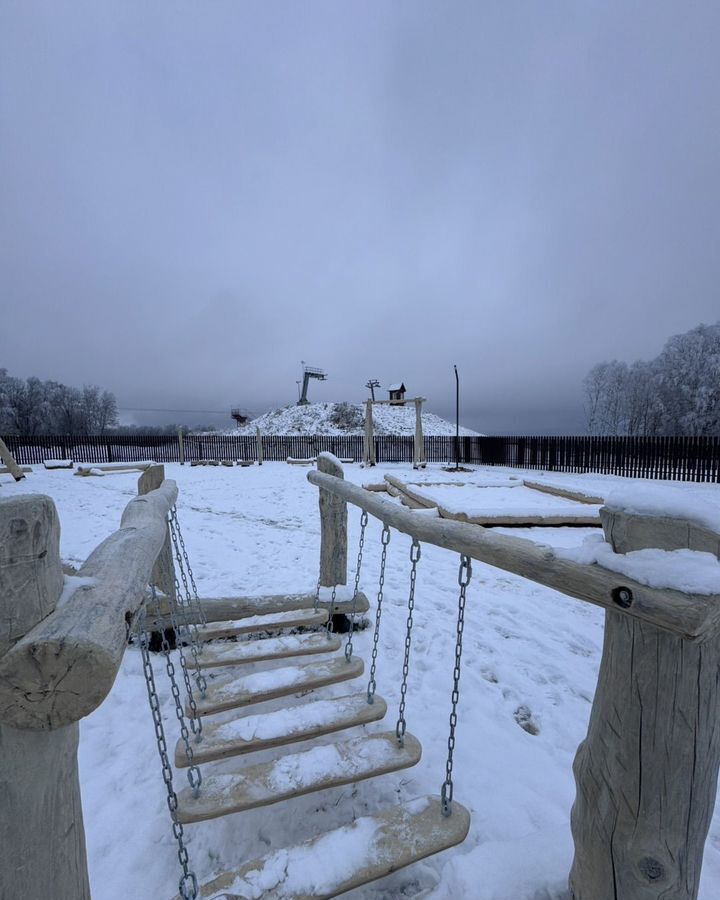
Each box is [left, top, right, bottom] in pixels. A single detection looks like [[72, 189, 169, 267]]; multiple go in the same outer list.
[[223, 402, 480, 436]]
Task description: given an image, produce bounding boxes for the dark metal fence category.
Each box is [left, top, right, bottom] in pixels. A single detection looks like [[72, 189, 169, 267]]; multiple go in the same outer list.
[[3, 433, 719, 482]]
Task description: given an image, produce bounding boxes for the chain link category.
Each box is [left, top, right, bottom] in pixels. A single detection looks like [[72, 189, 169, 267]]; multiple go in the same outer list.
[[162, 572, 204, 738], [313, 576, 322, 612], [325, 583, 338, 638], [395, 538, 421, 747], [136, 607, 198, 900], [169, 511, 208, 698], [441, 554, 472, 817], [345, 510, 368, 661], [367, 525, 391, 704], [171, 505, 207, 625]]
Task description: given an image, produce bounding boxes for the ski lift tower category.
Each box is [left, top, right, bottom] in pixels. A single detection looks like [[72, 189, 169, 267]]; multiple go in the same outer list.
[[297, 361, 327, 405]]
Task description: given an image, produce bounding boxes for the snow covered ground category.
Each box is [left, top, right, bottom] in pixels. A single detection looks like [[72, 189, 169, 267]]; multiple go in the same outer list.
[[4, 462, 720, 900], [223, 401, 480, 436]]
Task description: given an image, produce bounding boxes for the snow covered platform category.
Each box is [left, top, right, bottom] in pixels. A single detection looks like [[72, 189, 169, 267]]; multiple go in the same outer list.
[[176, 796, 470, 899], [196, 607, 329, 641], [176, 731, 421, 823], [177, 693, 388, 766], [188, 656, 365, 718], [385, 475, 602, 526], [197, 633, 343, 669]]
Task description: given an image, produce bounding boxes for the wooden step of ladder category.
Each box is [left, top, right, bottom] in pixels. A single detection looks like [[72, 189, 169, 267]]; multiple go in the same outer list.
[[146, 591, 370, 631], [176, 692, 387, 767], [173, 796, 471, 899], [196, 607, 329, 642], [188, 656, 364, 718], [197, 633, 342, 669], [177, 731, 422, 823]]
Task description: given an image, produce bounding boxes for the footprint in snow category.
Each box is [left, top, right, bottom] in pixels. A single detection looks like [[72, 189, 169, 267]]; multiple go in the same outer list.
[[514, 704, 540, 736]]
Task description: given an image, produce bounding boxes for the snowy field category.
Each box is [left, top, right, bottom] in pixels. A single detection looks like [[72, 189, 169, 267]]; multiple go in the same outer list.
[[4, 462, 720, 900]]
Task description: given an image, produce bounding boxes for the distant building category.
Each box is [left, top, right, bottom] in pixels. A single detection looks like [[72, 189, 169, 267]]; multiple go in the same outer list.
[[388, 382, 406, 405]]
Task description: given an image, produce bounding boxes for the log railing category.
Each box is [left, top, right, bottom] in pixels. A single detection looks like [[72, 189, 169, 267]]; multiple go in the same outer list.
[[309, 452, 720, 900], [0, 469, 177, 900]]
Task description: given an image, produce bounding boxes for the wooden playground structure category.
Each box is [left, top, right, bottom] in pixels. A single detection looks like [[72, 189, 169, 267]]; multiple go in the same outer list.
[[2, 453, 720, 899]]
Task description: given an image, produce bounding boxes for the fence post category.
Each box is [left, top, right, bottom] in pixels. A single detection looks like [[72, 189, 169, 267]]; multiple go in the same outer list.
[[569, 509, 720, 900], [0, 494, 91, 900], [178, 428, 185, 465], [363, 400, 376, 467], [256, 426, 263, 465], [317, 453, 347, 587]]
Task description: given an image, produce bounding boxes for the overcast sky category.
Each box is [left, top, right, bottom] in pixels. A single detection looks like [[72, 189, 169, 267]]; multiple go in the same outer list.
[[2, 1, 719, 434]]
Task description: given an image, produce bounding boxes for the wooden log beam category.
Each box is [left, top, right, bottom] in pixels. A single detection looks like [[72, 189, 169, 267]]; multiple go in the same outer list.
[[317, 453, 347, 587], [0, 480, 178, 729], [137, 465, 176, 600], [308, 470, 720, 640], [570, 511, 720, 900]]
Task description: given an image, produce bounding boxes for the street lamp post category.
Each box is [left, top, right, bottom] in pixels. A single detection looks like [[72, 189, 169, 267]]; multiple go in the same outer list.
[[454, 364, 459, 470]]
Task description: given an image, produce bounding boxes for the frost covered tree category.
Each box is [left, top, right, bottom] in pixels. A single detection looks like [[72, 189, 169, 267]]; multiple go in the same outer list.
[[583, 322, 720, 436]]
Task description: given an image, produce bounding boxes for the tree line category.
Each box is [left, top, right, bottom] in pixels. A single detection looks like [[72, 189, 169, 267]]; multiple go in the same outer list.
[[583, 322, 720, 436], [0, 369, 119, 435]]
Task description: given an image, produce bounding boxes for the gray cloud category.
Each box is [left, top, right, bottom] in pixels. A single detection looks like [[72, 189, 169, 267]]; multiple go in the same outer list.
[[2, 0, 719, 433]]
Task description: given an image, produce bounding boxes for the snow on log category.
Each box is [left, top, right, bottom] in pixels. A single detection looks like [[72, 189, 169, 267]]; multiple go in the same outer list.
[[0, 480, 178, 729], [307, 469, 720, 640], [43, 459, 74, 469]]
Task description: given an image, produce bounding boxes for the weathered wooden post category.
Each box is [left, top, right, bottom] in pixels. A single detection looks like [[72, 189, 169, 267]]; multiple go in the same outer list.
[[317, 453, 347, 587], [0, 494, 91, 900], [0, 436, 25, 481], [363, 400, 376, 467], [413, 398, 426, 469], [570, 506, 720, 900], [256, 426, 264, 466], [178, 427, 185, 465]]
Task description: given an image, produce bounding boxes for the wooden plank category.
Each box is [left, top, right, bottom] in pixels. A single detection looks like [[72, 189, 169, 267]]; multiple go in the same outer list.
[[176, 692, 388, 767], [146, 592, 369, 631], [188, 656, 364, 718], [522, 479, 605, 505], [197, 633, 342, 669], [307, 469, 720, 641], [178, 796, 470, 899], [196, 608, 329, 642], [176, 731, 422, 823]]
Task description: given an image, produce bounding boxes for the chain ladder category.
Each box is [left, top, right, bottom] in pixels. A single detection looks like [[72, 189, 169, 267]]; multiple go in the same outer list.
[[137, 607, 198, 900], [366, 524, 391, 704], [313, 576, 322, 612], [171, 505, 207, 626], [441, 555, 472, 817], [165, 575, 204, 737], [395, 538, 421, 747], [344, 510, 368, 661]]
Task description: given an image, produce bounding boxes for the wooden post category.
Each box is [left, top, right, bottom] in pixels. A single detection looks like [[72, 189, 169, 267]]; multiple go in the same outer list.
[[138, 465, 176, 601], [413, 398, 426, 469], [569, 510, 720, 900], [0, 437, 25, 481], [0, 494, 91, 900], [256, 426, 264, 466], [178, 428, 185, 465], [317, 453, 347, 587], [363, 400, 376, 467]]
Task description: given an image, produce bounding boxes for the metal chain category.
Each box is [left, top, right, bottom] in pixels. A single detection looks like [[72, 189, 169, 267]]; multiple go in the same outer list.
[[169, 513, 208, 698], [164, 577, 204, 737], [367, 524, 391, 704], [154, 587, 203, 797], [168, 510, 203, 650], [313, 576, 322, 612], [345, 510, 368, 661], [441, 555, 472, 817], [325, 583, 338, 638], [395, 538, 421, 747], [136, 607, 198, 900], [171, 505, 207, 625]]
